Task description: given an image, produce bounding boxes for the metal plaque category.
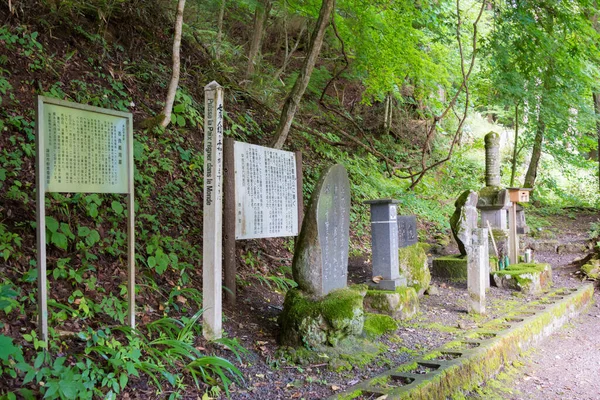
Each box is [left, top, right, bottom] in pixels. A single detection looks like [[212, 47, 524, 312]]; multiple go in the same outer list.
[[234, 141, 299, 240], [40, 98, 131, 193]]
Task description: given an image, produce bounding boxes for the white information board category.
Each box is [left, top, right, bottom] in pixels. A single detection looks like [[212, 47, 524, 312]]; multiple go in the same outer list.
[[42, 103, 129, 193], [36, 96, 134, 344], [234, 141, 299, 240]]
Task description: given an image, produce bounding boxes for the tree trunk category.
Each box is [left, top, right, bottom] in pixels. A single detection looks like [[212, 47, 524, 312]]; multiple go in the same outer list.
[[215, 0, 225, 60], [271, 0, 336, 149], [246, 0, 272, 78], [523, 117, 545, 188], [593, 93, 600, 191], [161, 0, 186, 128], [510, 101, 519, 187]]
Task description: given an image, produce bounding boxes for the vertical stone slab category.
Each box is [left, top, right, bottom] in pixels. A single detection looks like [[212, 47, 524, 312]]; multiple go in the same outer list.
[[202, 81, 224, 340], [366, 199, 406, 290], [450, 190, 479, 256], [468, 228, 487, 314], [397, 215, 418, 248], [292, 164, 350, 297], [485, 132, 501, 187]]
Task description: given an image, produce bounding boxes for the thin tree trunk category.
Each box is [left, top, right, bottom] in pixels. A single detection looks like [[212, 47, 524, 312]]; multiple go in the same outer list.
[[593, 93, 600, 191], [161, 0, 186, 128], [216, 0, 226, 60], [272, 0, 335, 149], [383, 94, 390, 134], [246, 0, 272, 78], [523, 117, 545, 188], [510, 101, 519, 187], [272, 23, 306, 83]]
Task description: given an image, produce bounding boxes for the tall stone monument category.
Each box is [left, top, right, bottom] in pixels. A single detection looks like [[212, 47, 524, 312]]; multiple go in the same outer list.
[[468, 228, 488, 314], [477, 132, 509, 230], [292, 164, 351, 297]]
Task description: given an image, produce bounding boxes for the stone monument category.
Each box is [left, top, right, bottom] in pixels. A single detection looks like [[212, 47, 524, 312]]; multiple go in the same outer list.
[[292, 164, 351, 297], [365, 199, 406, 290], [431, 190, 479, 281], [281, 164, 365, 347], [468, 228, 488, 314]]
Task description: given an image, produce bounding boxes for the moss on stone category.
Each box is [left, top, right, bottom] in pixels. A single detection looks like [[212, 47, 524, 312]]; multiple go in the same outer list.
[[398, 242, 431, 296], [581, 258, 600, 280], [364, 286, 419, 320], [279, 287, 365, 347], [363, 313, 398, 338], [432, 255, 468, 281], [493, 263, 552, 294]]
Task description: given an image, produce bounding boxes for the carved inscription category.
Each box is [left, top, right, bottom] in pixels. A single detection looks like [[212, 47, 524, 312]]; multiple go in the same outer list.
[[398, 215, 418, 248], [234, 142, 298, 240], [43, 104, 128, 193]]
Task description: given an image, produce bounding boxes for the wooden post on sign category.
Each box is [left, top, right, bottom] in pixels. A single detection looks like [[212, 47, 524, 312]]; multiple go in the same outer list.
[[35, 97, 48, 344], [126, 115, 136, 329], [202, 81, 225, 340], [223, 137, 236, 306], [295, 151, 304, 229], [509, 202, 518, 265]]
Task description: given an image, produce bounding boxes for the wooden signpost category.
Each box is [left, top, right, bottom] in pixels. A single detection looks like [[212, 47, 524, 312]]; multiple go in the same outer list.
[[35, 96, 135, 345], [507, 187, 532, 264], [202, 82, 225, 340]]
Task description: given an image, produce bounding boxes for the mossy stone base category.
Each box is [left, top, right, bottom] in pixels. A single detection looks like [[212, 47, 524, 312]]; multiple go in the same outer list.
[[431, 255, 467, 281], [279, 286, 366, 348], [581, 256, 600, 280], [363, 287, 418, 320], [398, 243, 431, 296], [363, 313, 398, 338], [493, 263, 552, 294]]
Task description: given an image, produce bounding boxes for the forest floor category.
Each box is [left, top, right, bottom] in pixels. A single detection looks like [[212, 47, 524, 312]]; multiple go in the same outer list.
[[189, 210, 599, 400]]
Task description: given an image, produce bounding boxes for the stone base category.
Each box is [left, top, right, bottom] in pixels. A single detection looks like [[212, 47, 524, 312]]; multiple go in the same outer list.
[[368, 277, 407, 291], [398, 243, 431, 296], [279, 286, 366, 348], [581, 256, 600, 280], [431, 255, 467, 281], [363, 287, 418, 320], [493, 263, 553, 294]]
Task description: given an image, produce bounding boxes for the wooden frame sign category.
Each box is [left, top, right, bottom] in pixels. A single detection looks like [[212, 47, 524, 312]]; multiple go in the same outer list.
[[35, 96, 135, 344]]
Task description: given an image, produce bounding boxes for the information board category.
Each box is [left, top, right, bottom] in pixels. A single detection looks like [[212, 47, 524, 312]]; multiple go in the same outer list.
[[41, 103, 129, 193], [234, 142, 299, 240]]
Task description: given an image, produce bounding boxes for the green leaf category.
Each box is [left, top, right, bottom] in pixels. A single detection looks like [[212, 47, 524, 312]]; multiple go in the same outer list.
[[87, 203, 98, 218], [51, 232, 68, 250], [0, 168, 6, 181], [111, 201, 124, 215], [170, 114, 177, 124], [78, 226, 91, 237], [45, 216, 59, 233], [147, 256, 156, 268], [86, 230, 100, 246], [176, 115, 186, 127], [173, 104, 185, 113], [60, 223, 73, 238], [119, 372, 128, 390], [0, 335, 18, 361]]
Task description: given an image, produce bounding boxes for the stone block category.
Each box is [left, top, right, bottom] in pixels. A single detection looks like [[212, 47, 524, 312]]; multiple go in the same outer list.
[[398, 243, 431, 296], [363, 287, 418, 320], [493, 263, 552, 294], [431, 255, 468, 281], [279, 286, 366, 348]]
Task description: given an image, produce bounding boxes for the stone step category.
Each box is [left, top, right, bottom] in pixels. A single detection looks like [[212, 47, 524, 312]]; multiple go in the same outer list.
[[329, 284, 594, 400]]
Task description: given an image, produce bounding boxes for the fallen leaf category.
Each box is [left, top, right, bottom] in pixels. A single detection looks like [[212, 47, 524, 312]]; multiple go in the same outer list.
[[375, 395, 388, 400], [372, 276, 383, 283], [331, 385, 341, 391], [176, 295, 187, 304]]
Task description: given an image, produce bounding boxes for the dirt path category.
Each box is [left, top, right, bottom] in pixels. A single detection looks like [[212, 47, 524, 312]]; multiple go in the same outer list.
[[470, 212, 600, 400]]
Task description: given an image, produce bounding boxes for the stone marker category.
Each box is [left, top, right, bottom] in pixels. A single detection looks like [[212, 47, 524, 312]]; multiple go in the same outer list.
[[478, 132, 509, 231], [450, 190, 479, 256], [468, 228, 488, 314], [365, 199, 406, 291], [398, 215, 418, 248], [485, 131, 501, 186], [292, 164, 351, 297]]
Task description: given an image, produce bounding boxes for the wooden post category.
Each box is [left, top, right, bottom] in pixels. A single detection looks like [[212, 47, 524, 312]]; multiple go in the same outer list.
[[35, 96, 48, 345], [126, 113, 136, 330], [223, 137, 236, 306], [295, 151, 304, 229], [509, 202, 518, 264], [202, 81, 225, 340]]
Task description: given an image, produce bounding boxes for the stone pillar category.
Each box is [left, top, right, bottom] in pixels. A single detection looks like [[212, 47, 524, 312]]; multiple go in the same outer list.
[[366, 199, 406, 290], [468, 228, 487, 314], [484, 132, 501, 187]]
